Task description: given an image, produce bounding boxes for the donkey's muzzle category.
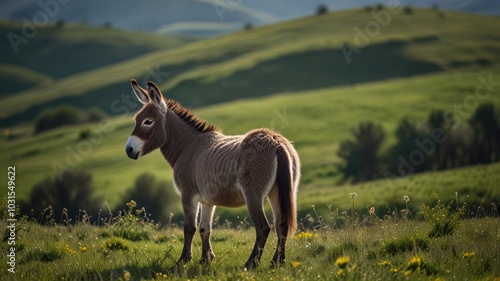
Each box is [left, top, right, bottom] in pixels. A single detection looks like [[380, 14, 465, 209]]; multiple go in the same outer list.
[[125, 136, 143, 160], [126, 145, 139, 160]]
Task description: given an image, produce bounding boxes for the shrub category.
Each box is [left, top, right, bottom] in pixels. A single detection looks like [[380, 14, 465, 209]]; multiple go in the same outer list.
[[468, 103, 500, 164], [35, 105, 109, 133], [382, 235, 429, 255], [387, 118, 427, 175], [86, 107, 108, 122], [79, 128, 92, 140], [316, 4, 328, 15], [337, 122, 386, 182], [55, 19, 65, 28], [103, 237, 129, 251], [22, 170, 102, 223], [244, 22, 253, 31], [21, 246, 63, 264], [118, 173, 178, 224], [110, 200, 157, 241], [421, 191, 465, 238], [35, 105, 85, 133], [404, 6, 413, 15]]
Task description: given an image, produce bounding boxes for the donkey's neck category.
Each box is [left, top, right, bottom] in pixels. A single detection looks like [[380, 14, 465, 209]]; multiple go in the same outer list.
[[160, 110, 201, 166]]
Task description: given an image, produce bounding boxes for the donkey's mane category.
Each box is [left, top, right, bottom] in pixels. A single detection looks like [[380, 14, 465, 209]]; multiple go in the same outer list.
[[165, 99, 218, 133]]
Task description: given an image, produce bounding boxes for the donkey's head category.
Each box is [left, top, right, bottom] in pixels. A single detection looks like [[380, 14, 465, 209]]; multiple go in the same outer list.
[[125, 80, 168, 160]]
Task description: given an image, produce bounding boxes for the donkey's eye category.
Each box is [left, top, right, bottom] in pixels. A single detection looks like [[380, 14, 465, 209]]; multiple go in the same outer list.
[[143, 119, 154, 126]]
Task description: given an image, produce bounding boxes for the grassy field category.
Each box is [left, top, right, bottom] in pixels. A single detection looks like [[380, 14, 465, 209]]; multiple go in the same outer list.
[[1, 201, 498, 280], [1, 9, 499, 125]]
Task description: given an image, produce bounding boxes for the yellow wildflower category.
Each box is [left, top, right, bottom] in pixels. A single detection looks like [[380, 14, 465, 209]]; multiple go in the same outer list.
[[379, 261, 391, 267], [293, 231, 318, 240], [124, 271, 131, 281], [390, 267, 398, 273], [462, 252, 476, 259], [407, 256, 422, 271], [337, 269, 345, 277], [336, 256, 349, 269]]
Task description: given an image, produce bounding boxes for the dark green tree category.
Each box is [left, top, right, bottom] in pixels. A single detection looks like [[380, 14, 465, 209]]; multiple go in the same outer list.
[[35, 104, 85, 133], [23, 170, 102, 222], [316, 4, 328, 15], [388, 118, 426, 175], [337, 122, 386, 182], [469, 103, 500, 164]]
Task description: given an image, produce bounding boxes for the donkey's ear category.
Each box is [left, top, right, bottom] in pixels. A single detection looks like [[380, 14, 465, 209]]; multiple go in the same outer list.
[[147, 81, 167, 112], [130, 79, 150, 104]]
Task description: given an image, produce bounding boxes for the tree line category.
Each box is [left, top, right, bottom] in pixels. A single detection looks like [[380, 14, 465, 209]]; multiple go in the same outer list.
[[338, 102, 500, 182], [19, 170, 178, 225]]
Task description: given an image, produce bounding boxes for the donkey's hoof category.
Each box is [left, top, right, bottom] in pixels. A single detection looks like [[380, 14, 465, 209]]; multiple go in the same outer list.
[[200, 252, 215, 264], [270, 260, 285, 268], [169, 263, 186, 274], [244, 260, 259, 271]]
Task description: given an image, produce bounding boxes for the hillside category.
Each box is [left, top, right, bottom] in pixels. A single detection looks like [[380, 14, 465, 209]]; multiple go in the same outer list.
[[1, 9, 499, 127], [2, 67, 499, 210], [0, 20, 194, 96]]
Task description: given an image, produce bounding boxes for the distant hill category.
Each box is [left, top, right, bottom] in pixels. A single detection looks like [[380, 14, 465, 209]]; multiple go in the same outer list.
[[0, 0, 498, 37], [0, 20, 194, 96], [1, 8, 499, 127]]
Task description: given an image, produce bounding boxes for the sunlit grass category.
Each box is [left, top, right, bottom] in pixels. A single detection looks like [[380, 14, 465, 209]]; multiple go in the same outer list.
[[1, 214, 498, 280]]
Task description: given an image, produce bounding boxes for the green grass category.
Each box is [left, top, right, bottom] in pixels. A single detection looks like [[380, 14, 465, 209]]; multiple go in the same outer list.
[[1, 216, 498, 280], [1, 9, 499, 123]]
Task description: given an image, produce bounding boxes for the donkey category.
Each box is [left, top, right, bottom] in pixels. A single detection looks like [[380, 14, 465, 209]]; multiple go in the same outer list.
[[125, 80, 300, 269]]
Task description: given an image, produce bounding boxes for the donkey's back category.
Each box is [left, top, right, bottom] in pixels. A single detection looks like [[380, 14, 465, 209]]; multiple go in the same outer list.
[[184, 129, 299, 207]]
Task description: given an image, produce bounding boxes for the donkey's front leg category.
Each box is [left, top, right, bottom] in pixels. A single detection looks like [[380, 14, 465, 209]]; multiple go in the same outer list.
[[199, 203, 216, 264], [177, 197, 199, 265]]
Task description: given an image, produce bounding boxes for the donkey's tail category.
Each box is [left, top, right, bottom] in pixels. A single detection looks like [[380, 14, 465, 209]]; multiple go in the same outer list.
[[276, 144, 297, 237]]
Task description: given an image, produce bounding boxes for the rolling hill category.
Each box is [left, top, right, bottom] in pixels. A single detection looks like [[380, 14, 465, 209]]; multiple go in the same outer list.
[[1, 8, 499, 128], [0, 20, 194, 96], [2, 66, 499, 210]]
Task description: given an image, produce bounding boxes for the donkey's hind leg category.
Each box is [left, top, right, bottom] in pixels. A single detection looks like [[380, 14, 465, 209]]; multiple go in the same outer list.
[[268, 187, 288, 267], [199, 203, 216, 264]]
